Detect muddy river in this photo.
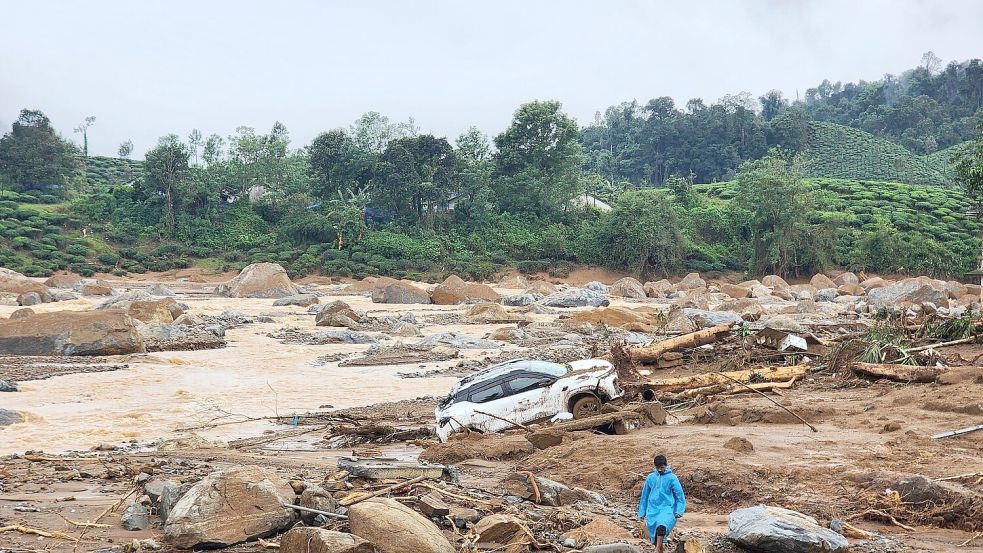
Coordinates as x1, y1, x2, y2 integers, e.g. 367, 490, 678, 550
0, 290, 505, 455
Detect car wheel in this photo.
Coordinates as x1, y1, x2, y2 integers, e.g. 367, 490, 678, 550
571, 395, 601, 419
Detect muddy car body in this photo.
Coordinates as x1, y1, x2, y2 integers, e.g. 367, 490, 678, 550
434, 358, 622, 442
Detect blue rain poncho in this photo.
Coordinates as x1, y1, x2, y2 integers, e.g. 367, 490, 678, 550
637, 466, 686, 542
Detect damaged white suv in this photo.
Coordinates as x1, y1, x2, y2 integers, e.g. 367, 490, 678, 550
434, 358, 623, 442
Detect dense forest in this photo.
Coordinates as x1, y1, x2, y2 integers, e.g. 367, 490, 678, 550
0, 54, 982, 282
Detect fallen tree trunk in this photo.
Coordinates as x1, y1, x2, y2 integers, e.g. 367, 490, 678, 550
666, 377, 798, 401
640, 365, 808, 395
631, 323, 734, 364
853, 363, 943, 383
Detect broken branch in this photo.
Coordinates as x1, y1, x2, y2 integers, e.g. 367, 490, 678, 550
473, 410, 533, 432
339, 475, 428, 507
853, 363, 943, 383
281, 503, 348, 520
0, 524, 75, 540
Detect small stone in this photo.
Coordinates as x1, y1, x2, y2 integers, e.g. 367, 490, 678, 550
121, 502, 150, 531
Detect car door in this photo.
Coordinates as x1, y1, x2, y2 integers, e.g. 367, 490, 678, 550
501, 372, 561, 424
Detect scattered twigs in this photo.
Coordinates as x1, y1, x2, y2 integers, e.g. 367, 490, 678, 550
281, 503, 348, 520
473, 410, 533, 432
958, 532, 983, 547
415, 483, 494, 507
849, 509, 917, 531
55, 513, 110, 529
715, 371, 818, 432
908, 335, 980, 353
339, 475, 428, 507
0, 525, 75, 540
75, 486, 137, 551
937, 472, 983, 482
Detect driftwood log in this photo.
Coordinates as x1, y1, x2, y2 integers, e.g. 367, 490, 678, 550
631, 323, 734, 364
639, 365, 808, 395
853, 362, 944, 383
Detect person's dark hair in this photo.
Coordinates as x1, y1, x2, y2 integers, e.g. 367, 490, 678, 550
654, 454, 667, 467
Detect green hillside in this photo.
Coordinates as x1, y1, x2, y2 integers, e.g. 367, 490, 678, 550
699, 177, 981, 275
803, 122, 967, 187
83, 156, 144, 188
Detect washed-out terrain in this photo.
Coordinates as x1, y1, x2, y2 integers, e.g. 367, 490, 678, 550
0, 264, 981, 552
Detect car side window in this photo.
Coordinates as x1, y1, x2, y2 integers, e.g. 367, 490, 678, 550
469, 384, 506, 403
508, 376, 553, 395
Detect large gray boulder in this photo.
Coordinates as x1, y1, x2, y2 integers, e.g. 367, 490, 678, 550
0, 310, 144, 356
727, 505, 848, 553
348, 497, 454, 553
683, 308, 743, 328
541, 288, 610, 308
609, 277, 647, 299
216, 263, 299, 298
418, 332, 499, 349
868, 278, 946, 310
163, 466, 296, 549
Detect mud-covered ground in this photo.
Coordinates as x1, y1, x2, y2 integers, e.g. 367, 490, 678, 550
1, 271, 982, 552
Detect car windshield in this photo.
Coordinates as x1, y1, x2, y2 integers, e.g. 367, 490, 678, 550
438, 359, 569, 407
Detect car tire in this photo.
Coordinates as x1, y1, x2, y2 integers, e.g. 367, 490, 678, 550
571, 395, 601, 419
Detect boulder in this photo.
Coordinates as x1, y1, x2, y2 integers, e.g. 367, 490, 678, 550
541, 288, 610, 308
147, 284, 176, 297
16, 292, 43, 306
0, 408, 24, 426
814, 288, 838, 303
683, 308, 743, 328
719, 283, 750, 299
525, 281, 557, 296
53, 290, 79, 301
678, 272, 707, 290
761, 275, 790, 290
372, 281, 431, 304
163, 466, 296, 549
216, 263, 299, 298
314, 330, 378, 345
860, 276, 888, 291
348, 497, 455, 553
832, 272, 859, 286
868, 278, 946, 310
391, 321, 422, 337
503, 293, 541, 306
128, 299, 177, 323
341, 278, 377, 295
585, 281, 610, 293
0, 268, 50, 297
727, 505, 848, 553
44, 273, 82, 289
314, 300, 365, 329
643, 279, 673, 298
505, 473, 579, 506
431, 275, 500, 305
280, 527, 374, 553
498, 273, 529, 289
298, 484, 340, 525
837, 283, 864, 296
139, 323, 226, 352
0, 310, 144, 356
788, 284, 818, 300
944, 280, 969, 299
749, 284, 773, 299
158, 481, 192, 523
81, 283, 114, 296
810, 274, 836, 289
474, 514, 535, 553
566, 307, 656, 331
673, 288, 710, 310
121, 502, 150, 531
609, 277, 646, 299
418, 332, 499, 349
463, 302, 512, 323
273, 294, 320, 307
0, 379, 18, 391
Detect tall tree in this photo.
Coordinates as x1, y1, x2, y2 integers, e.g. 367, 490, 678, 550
73, 116, 96, 158
493, 100, 584, 215
118, 139, 134, 158
0, 109, 80, 193
308, 129, 368, 199
142, 135, 190, 234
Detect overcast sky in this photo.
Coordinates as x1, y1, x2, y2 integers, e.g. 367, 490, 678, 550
2, 0, 981, 158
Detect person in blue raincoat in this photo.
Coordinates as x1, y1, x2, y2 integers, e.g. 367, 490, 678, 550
638, 454, 686, 552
